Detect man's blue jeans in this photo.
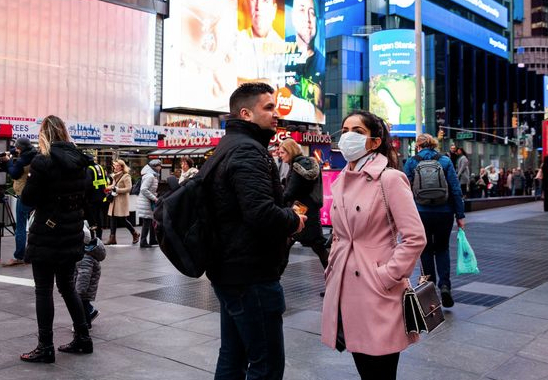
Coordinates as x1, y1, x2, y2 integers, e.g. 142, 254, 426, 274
14, 198, 32, 260
418, 212, 454, 289
213, 281, 286, 380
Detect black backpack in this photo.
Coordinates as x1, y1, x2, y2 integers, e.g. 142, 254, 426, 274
412, 154, 449, 206
153, 136, 264, 278
130, 177, 142, 195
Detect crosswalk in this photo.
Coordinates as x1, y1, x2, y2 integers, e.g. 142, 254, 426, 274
0, 275, 34, 287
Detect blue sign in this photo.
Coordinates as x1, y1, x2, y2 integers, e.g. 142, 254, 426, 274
451, 0, 508, 28
369, 30, 425, 137
325, 0, 365, 38
389, 0, 508, 59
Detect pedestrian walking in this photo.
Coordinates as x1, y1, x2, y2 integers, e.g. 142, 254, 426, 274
20, 115, 93, 363
0, 137, 37, 266
456, 147, 470, 198
512, 168, 525, 196
478, 168, 489, 198
137, 159, 161, 248
105, 160, 139, 245
279, 138, 328, 272
404, 133, 465, 308
206, 83, 306, 380
485, 164, 499, 197
321, 110, 426, 380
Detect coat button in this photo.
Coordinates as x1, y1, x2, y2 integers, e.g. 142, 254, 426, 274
333, 205, 337, 209
356, 205, 360, 211
366, 176, 372, 181
355, 271, 360, 277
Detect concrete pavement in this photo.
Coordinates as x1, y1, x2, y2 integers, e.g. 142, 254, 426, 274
0, 201, 547, 379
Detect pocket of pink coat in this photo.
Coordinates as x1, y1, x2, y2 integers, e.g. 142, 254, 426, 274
372, 263, 390, 294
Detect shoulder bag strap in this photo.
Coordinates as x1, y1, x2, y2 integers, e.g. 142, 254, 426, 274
379, 168, 427, 288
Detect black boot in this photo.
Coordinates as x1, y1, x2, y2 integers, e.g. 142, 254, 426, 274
20, 342, 55, 363
58, 325, 93, 354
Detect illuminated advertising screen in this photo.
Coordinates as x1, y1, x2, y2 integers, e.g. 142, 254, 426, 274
325, 0, 365, 38
369, 30, 424, 137
163, 0, 325, 124
389, 0, 508, 59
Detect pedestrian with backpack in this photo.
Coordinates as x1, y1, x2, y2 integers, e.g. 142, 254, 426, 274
403, 133, 465, 308
206, 83, 306, 379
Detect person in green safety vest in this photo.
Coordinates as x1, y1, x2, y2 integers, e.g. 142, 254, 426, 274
85, 159, 109, 240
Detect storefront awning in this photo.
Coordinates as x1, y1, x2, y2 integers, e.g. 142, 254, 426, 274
148, 147, 215, 157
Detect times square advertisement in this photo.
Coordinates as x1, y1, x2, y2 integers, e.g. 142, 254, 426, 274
162, 0, 326, 125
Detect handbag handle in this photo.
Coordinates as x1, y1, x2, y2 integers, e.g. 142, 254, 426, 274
379, 168, 427, 288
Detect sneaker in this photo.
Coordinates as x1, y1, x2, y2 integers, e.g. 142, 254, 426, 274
90, 310, 100, 323
440, 285, 454, 308
2, 259, 25, 267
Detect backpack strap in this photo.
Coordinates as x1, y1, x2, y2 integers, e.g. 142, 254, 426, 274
432, 153, 442, 161
413, 155, 423, 162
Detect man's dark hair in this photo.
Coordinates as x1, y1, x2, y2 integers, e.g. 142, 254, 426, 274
229, 82, 275, 117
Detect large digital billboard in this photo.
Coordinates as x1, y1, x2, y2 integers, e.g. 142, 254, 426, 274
389, 0, 508, 59
369, 30, 424, 137
325, 0, 365, 38
163, 0, 325, 124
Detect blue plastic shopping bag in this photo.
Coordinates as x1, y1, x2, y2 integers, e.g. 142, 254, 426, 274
456, 228, 480, 275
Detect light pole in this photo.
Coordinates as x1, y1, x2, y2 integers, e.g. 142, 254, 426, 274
415, 0, 422, 140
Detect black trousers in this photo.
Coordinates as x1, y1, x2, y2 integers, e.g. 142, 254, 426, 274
140, 218, 158, 245
87, 202, 108, 239
352, 352, 400, 380
32, 261, 88, 345
110, 216, 135, 236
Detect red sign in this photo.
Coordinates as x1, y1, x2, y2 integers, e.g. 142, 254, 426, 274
0, 124, 13, 139
543, 120, 548, 158
158, 135, 221, 148
291, 131, 332, 145
270, 128, 291, 144
320, 169, 342, 226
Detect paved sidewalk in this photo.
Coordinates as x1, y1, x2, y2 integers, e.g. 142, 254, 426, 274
0, 202, 547, 379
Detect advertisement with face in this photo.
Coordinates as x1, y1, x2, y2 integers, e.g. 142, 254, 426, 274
369, 29, 424, 137
163, 0, 325, 124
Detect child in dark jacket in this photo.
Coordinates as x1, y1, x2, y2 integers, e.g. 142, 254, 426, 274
75, 225, 106, 329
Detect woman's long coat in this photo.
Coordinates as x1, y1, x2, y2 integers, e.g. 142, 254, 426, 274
321, 154, 427, 355
108, 172, 132, 217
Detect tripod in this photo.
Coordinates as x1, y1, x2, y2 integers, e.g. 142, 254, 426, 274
0, 191, 17, 262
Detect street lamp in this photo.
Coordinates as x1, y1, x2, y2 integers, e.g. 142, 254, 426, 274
415, 0, 422, 140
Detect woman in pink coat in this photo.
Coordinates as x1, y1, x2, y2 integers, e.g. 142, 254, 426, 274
321, 111, 427, 380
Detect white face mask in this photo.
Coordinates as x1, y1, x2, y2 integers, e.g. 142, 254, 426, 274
338, 132, 368, 162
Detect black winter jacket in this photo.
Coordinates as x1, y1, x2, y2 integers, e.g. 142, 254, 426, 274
206, 120, 300, 286
283, 155, 324, 245
21, 142, 90, 264
2, 145, 38, 180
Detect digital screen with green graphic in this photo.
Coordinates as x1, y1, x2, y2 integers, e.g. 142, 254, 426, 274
369, 29, 424, 137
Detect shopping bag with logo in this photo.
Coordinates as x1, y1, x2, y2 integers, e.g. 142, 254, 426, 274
456, 228, 480, 275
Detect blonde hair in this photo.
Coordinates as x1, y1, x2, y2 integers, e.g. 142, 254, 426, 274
279, 138, 302, 160
38, 115, 71, 155
114, 159, 130, 174
416, 133, 439, 150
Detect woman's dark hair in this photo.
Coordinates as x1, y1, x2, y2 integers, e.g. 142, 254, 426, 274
341, 110, 398, 169
180, 156, 194, 167
458, 147, 468, 157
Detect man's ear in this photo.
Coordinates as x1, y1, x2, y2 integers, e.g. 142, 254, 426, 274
239, 108, 252, 121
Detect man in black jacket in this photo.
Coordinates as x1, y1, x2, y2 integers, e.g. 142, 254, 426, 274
207, 83, 305, 380
0, 137, 37, 266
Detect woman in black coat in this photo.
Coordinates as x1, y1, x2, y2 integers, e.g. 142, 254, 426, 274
20, 115, 93, 363
279, 138, 328, 271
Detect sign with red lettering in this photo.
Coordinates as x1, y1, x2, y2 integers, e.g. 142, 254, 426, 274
270, 128, 291, 144
158, 135, 221, 148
